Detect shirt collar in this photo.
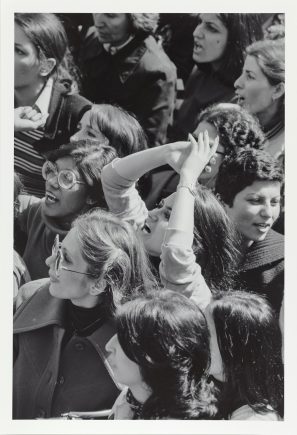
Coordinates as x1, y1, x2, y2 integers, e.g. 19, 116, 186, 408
33, 77, 54, 120
103, 35, 135, 55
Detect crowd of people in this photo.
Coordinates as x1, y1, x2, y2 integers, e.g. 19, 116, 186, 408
13, 13, 285, 421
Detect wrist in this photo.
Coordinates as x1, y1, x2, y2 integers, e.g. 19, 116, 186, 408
179, 173, 198, 186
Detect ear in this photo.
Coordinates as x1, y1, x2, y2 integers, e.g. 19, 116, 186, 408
272, 82, 285, 101
40, 58, 56, 77
89, 278, 107, 296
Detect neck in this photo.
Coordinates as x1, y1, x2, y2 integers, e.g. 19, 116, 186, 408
15, 79, 46, 107
111, 34, 132, 48
70, 294, 100, 309
130, 383, 152, 404
256, 101, 280, 130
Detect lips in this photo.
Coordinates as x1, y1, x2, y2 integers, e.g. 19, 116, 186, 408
45, 190, 58, 204
235, 92, 245, 104
193, 42, 204, 54
141, 222, 151, 234
254, 222, 271, 233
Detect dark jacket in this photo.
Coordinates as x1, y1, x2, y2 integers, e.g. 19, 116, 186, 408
169, 66, 235, 141
81, 30, 177, 147
13, 284, 120, 419
240, 229, 284, 313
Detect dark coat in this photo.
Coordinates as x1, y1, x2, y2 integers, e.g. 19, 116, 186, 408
13, 284, 120, 419
239, 229, 284, 313
80, 30, 177, 147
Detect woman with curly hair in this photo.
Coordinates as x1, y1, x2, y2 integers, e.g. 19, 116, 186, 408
235, 38, 285, 161
170, 13, 263, 141
80, 13, 177, 147
106, 290, 218, 419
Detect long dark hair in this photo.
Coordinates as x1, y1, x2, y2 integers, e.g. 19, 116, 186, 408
117, 289, 219, 419
196, 13, 263, 86
192, 185, 240, 291
210, 290, 284, 418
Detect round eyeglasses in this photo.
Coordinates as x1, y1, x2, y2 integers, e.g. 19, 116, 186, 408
52, 235, 97, 278
42, 160, 86, 190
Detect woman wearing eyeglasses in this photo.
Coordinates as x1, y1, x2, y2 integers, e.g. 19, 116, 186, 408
13, 208, 157, 419
15, 140, 116, 281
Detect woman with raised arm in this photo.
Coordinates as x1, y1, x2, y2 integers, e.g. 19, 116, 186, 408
14, 208, 156, 419
102, 133, 239, 308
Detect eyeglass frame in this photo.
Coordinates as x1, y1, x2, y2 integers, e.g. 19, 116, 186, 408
42, 160, 86, 190
52, 234, 97, 278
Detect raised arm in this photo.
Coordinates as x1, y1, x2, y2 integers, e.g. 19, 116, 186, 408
160, 132, 219, 309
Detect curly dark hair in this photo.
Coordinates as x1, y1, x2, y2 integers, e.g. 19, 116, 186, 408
215, 148, 284, 207
197, 103, 266, 156
117, 289, 219, 419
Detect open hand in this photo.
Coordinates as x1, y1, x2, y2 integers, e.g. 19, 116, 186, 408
179, 131, 219, 184
164, 140, 192, 173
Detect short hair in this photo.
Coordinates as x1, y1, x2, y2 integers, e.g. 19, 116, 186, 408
128, 13, 159, 35
192, 185, 239, 291
73, 208, 157, 314
215, 148, 284, 207
197, 103, 266, 156
196, 14, 263, 86
116, 289, 218, 419
46, 140, 117, 208
209, 290, 284, 417
87, 104, 148, 156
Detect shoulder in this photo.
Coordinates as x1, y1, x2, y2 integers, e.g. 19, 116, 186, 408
18, 194, 41, 213
52, 81, 92, 112
230, 404, 280, 421
14, 278, 50, 311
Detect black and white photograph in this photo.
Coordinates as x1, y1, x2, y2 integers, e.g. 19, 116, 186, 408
0, 1, 295, 434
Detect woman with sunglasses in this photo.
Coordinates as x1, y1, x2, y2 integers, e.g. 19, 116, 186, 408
15, 140, 116, 281
14, 208, 156, 419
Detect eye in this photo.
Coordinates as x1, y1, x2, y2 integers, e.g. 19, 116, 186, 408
271, 199, 281, 206
164, 209, 171, 220
246, 72, 255, 80
15, 47, 25, 55
247, 198, 260, 205
106, 13, 117, 18
205, 23, 218, 32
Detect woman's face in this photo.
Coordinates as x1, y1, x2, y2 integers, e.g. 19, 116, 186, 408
70, 111, 107, 143
205, 307, 225, 382
140, 193, 175, 257
93, 13, 131, 47
46, 228, 96, 307
193, 121, 225, 187
225, 180, 281, 246
43, 156, 89, 221
15, 23, 43, 88
234, 55, 277, 116
193, 14, 228, 66
106, 334, 143, 387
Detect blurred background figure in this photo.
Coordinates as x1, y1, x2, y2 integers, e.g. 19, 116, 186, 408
79, 13, 177, 147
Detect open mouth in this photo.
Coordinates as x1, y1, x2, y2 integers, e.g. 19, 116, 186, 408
235, 94, 245, 105
45, 191, 58, 204
141, 222, 151, 234
193, 43, 203, 53
254, 223, 270, 232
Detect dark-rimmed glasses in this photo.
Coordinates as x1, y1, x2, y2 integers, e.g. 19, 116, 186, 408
52, 235, 97, 278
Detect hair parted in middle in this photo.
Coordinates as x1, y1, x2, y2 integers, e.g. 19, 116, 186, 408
116, 289, 219, 419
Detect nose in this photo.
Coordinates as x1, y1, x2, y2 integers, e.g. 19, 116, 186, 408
234, 73, 243, 90
46, 174, 59, 189
193, 23, 204, 39
94, 13, 105, 28
260, 203, 273, 219
148, 208, 159, 221
105, 334, 117, 353
45, 252, 55, 268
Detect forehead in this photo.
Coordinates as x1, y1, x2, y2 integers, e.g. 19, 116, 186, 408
163, 193, 176, 208
15, 23, 35, 48
244, 55, 267, 78
62, 227, 85, 262
238, 180, 281, 197
200, 13, 225, 28
78, 110, 91, 127
55, 156, 77, 172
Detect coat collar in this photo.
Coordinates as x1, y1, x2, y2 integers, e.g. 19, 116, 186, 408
14, 283, 66, 333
